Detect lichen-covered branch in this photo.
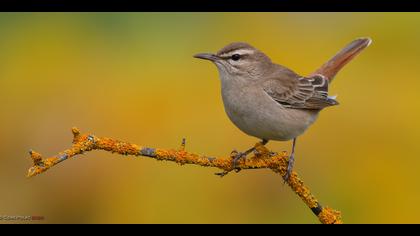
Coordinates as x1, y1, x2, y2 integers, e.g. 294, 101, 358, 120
26, 127, 342, 224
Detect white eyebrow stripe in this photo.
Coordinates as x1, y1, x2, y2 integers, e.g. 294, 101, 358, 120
219, 49, 255, 57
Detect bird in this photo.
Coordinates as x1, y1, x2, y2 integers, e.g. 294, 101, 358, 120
194, 38, 372, 181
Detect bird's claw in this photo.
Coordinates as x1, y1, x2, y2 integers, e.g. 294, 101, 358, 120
230, 149, 239, 157
231, 151, 246, 171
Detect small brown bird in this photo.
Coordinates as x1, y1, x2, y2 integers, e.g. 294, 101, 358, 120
194, 38, 371, 180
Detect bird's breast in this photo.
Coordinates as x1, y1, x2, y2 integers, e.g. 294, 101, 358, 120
221, 84, 319, 141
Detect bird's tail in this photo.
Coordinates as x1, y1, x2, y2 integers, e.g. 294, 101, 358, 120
310, 37, 372, 83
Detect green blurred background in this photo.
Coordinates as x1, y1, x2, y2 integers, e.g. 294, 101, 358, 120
0, 13, 419, 223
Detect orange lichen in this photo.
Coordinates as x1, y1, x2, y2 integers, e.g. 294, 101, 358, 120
285, 173, 319, 209
252, 141, 271, 159
26, 127, 341, 224
29, 150, 42, 165
318, 207, 343, 224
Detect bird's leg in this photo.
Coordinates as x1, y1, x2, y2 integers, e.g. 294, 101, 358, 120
232, 139, 269, 170
284, 138, 297, 182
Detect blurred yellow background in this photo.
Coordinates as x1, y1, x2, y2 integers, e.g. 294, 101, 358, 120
0, 13, 419, 223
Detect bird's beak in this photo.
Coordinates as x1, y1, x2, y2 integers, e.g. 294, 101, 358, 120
193, 53, 219, 61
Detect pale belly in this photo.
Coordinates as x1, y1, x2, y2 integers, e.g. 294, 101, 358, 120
222, 87, 319, 141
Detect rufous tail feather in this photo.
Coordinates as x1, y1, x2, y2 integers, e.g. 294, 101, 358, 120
310, 37, 372, 83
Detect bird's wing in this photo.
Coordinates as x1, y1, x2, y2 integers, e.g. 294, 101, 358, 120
262, 73, 339, 110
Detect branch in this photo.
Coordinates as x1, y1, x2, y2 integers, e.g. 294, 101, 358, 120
26, 127, 342, 224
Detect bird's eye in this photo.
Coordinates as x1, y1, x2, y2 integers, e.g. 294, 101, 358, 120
231, 54, 241, 61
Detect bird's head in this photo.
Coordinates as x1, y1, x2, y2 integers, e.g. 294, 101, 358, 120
194, 42, 272, 79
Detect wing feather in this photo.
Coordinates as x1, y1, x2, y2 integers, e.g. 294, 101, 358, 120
263, 73, 339, 110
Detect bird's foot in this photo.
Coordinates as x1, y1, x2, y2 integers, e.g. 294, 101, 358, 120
214, 150, 249, 177
230, 150, 248, 171
283, 153, 295, 183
